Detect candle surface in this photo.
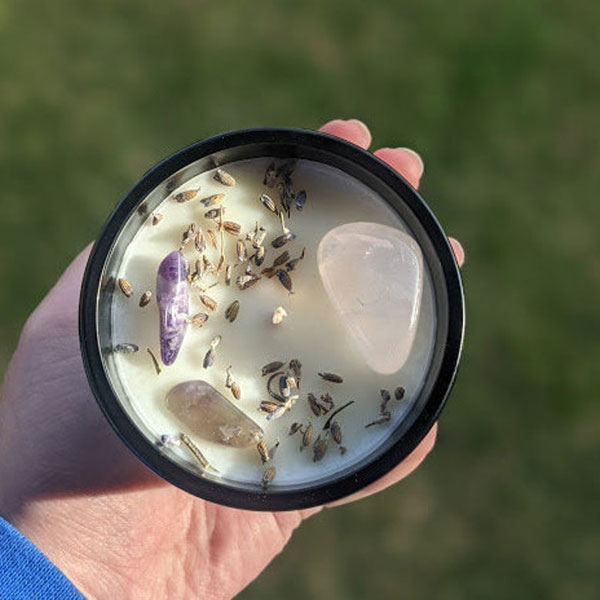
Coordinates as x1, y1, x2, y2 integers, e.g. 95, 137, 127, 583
107, 158, 436, 488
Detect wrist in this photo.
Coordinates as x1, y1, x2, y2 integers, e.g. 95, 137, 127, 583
4, 496, 128, 600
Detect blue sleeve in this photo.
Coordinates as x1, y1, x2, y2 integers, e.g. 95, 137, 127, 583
0, 516, 85, 599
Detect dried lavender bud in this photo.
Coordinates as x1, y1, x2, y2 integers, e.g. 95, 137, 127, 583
225, 300, 240, 323
313, 436, 328, 462
236, 240, 247, 262
294, 190, 307, 211
214, 168, 236, 186
114, 343, 139, 354
118, 277, 133, 298
254, 246, 266, 266
206, 230, 218, 249
199, 294, 217, 311
257, 441, 270, 464
139, 291, 152, 307
318, 372, 343, 383
286, 248, 306, 272
236, 274, 260, 290
200, 193, 225, 207
272, 250, 290, 267
271, 232, 295, 249
173, 187, 200, 203
204, 208, 224, 220
307, 393, 322, 416
301, 423, 313, 450
289, 422, 303, 435
262, 361, 285, 376
275, 269, 293, 293
262, 466, 276, 488
194, 231, 206, 253
288, 358, 302, 379
203, 348, 215, 369
330, 421, 342, 445
223, 221, 242, 236
263, 162, 277, 187
189, 312, 209, 327
259, 193, 277, 213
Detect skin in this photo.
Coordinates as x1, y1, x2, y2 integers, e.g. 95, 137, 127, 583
0, 119, 464, 600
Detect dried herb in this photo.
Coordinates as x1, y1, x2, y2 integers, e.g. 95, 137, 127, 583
114, 343, 139, 354
139, 291, 152, 307
275, 269, 293, 293
118, 278, 133, 298
259, 193, 277, 213
294, 190, 307, 211
313, 436, 328, 462
200, 294, 217, 311
225, 300, 240, 323
271, 232, 295, 248
236, 240, 247, 262
272, 306, 288, 324
189, 312, 209, 327
323, 401, 355, 430
330, 421, 342, 445
262, 466, 276, 488
173, 187, 200, 203
180, 433, 218, 472
223, 221, 242, 236
146, 347, 162, 375
318, 372, 343, 383
286, 248, 306, 272
257, 441, 270, 464
272, 250, 290, 267
262, 361, 285, 376
214, 168, 236, 186
301, 423, 314, 450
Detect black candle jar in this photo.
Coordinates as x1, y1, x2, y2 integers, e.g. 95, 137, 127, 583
79, 127, 465, 511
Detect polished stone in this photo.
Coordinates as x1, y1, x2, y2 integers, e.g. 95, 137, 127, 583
166, 380, 264, 447
317, 222, 424, 374
157, 251, 189, 366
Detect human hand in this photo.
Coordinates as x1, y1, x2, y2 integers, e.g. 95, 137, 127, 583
0, 119, 464, 600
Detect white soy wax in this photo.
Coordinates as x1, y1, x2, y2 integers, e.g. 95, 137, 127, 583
108, 158, 436, 488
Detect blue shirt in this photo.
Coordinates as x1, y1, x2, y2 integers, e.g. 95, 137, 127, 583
0, 517, 84, 599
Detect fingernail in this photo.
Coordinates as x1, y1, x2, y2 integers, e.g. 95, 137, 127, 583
396, 147, 424, 177
346, 119, 372, 146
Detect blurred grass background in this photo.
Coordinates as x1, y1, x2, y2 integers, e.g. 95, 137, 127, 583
1, 0, 598, 598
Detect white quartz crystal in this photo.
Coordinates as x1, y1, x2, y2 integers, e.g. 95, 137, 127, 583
317, 222, 424, 374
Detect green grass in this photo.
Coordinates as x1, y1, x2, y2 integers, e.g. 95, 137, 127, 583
1, 0, 599, 597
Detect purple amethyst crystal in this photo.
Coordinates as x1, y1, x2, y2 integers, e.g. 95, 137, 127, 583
157, 251, 189, 366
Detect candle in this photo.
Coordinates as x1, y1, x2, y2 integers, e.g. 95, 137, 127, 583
106, 157, 436, 488
81, 128, 464, 509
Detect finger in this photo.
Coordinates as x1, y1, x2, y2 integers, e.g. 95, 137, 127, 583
449, 237, 465, 267
326, 424, 437, 508
35, 243, 94, 319
319, 118, 372, 149
373, 147, 424, 189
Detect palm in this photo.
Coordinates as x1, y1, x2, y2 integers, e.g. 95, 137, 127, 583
0, 120, 462, 599
0, 247, 307, 599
